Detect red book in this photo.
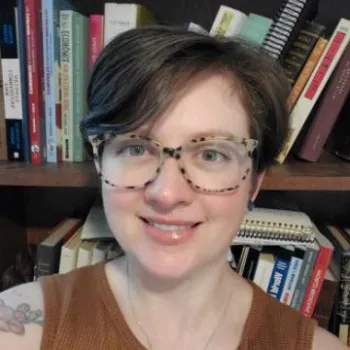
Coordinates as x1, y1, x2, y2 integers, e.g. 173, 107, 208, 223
24, 0, 45, 165
89, 14, 104, 69
300, 228, 334, 317
297, 43, 350, 162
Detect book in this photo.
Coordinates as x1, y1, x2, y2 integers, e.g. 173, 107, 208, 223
232, 207, 315, 246
276, 18, 350, 163
282, 21, 325, 86
0, 50, 6, 160
287, 36, 328, 110
58, 227, 83, 274
103, 3, 155, 46
89, 14, 104, 68
238, 13, 273, 46
0, 6, 27, 161
262, 0, 319, 61
300, 226, 334, 317
24, 0, 46, 165
36, 218, 83, 276
312, 268, 339, 329
296, 42, 350, 162
209, 5, 247, 38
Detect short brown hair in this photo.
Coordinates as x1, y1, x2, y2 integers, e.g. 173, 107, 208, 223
81, 25, 290, 173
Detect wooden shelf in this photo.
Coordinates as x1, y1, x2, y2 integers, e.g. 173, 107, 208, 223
1, 152, 350, 190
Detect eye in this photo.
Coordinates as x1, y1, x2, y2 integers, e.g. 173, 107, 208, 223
201, 149, 227, 162
121, 144, 146, 156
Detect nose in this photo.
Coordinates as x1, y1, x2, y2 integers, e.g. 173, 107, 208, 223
143, 157, 195, 212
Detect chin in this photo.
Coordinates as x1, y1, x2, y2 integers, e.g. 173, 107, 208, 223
131, 243, 201, 281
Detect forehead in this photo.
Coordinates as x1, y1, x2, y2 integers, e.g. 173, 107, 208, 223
140, 73, 250, 143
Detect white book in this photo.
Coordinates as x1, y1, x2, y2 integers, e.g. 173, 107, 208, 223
59, 227, 83, 274
103, 3, 155, 46
77, 240, 98, 268
253, 251, 275, 291
209, 5, 247, 38
276, 18, 350, 163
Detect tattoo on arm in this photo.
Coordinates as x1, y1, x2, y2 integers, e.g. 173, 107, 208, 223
0, 299, 43, 335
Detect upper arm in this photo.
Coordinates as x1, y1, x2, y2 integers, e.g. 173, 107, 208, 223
0, 282, 44, 350
312, 325, 348, 350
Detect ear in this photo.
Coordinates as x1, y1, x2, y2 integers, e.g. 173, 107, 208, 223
250, 170, 265, 201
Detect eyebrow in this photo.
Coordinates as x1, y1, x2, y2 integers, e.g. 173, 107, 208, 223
136, 127, 248, 140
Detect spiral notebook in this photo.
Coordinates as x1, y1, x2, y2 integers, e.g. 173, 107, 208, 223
232, 207, 315, 246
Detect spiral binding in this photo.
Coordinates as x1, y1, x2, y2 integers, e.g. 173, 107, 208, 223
238, 220, 315, 243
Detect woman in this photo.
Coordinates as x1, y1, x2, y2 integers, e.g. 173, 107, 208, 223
0, 26, 346, 350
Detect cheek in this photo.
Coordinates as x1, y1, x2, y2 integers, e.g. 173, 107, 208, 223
102, 186, 140, 237
204, 187, 250, 237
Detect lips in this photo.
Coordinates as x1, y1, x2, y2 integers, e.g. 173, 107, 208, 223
139, 217, 202, 245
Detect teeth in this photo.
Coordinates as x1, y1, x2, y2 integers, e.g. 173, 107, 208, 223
150, 222, 190, 231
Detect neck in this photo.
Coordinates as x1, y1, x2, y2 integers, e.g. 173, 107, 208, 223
125, 255, 235, 323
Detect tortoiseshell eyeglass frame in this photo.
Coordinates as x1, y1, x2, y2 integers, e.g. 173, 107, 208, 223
88, 133, 258, 193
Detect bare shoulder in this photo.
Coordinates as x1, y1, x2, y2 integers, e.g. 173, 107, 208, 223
312, 325, 348, 350
0, 282, 43, 350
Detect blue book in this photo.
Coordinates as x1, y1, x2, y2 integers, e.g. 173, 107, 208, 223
41, 0, 73, 162
16, 1, 31, 162
267, 246, 293, 299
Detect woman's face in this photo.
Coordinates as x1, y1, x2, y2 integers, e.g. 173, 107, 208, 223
102, 73, 260, 279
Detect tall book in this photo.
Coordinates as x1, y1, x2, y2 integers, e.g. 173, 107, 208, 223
0, 7, 26, 161
60, 10, 89, 162
89, 14, 104, 69
24, 0, 46, 165
300, 227, 334, 318
16, 0, 31, 162
287, 36, 328, 110
296, 43, 350, 162
282, 21, 325, 86
276, 18, 350, 163
0, 50, 7, 160
262, 0, 319, 61
41, 0, 73, 163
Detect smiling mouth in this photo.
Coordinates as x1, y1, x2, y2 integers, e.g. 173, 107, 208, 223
139, 217, 202, 231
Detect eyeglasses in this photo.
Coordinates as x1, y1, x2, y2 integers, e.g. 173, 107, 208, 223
89, 133, 258, 193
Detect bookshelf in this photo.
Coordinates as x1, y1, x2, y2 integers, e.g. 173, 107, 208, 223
1, 151, 350, 190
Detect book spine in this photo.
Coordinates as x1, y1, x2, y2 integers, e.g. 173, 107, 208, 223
209, 5, 247, 38
297, 43, 350, 162
300, 244, 333, 317
60, 10, 73, 161
42, 0, 57, 162
16, 0, 31, 162
312, 274, 338, 329
0, 7, 25, 162
280, 255, 303, 305
267, 255, 290, 299
287, 37, 328, 110
0, 52, 7, 160
36, 244, 60, 276
290, 246, 318, 310
282, 21, 325, 86
277, 18, 350, 163
89, 14, 103, 69
25, 0, 46, 165
72, 14, 89, 162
